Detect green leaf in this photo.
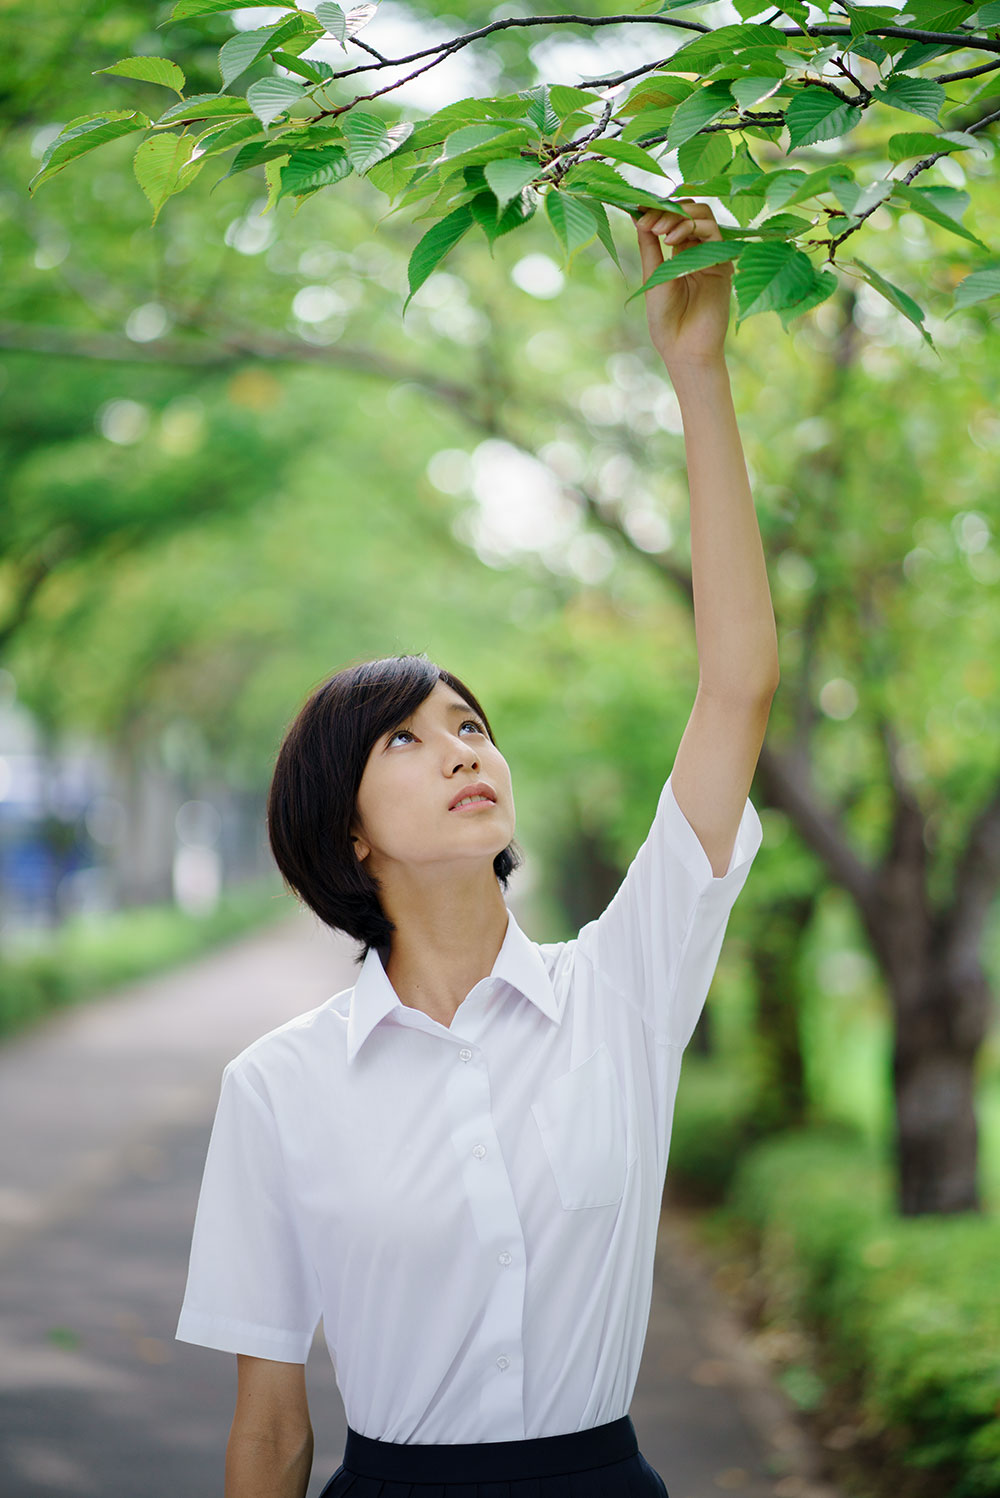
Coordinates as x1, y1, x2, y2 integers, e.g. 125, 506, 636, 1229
777, 267, 839, 327
483, 157, 539, 210
624, 241, 745, 304
442, 123, 513, 157
95, 57, 185, 93
669, 23, 786, 71
171, 0, 293, 18
588, 138, 669, 176
272, 53, 335, 85
667, 82, 735, 151
157, 93, 252, 125
730, 73, 784, 110
615, 76, 695, 119
579, 194, 623, 274
217, 19, 309, 88
29, 112, 150, 191
891, 183, 988, 248
785, 88, 859, 149
545, 190, 599, 261
522, 84, 560, 137
733, 240, 818, 320
950, 264, 1000, 310
850, 256, 934, 343
246, 77, 306, 129
433, 127, 532, 181
278, 146, 353, 199
564, 160, 689, 215
468, 187, 537, 249
404, 203, 475, 313
133, 132, 194, 222
367, 151, 418, 200
977, 0, 1000, 18
195, 117, 263, 158
874, 74, 945, 122
261, 155, 287, 213
315, 1, 348, 44
677, 130, 733, 182
341, 114, 414, 173
850, 257, 934, 347
548, 85, 603, 120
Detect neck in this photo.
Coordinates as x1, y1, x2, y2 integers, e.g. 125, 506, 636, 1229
379, 869, 510, 1027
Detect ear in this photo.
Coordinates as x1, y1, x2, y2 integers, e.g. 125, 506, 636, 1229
351, 834, 371, 863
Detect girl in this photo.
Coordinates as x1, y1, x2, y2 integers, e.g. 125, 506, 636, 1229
177, 201, 780, 1498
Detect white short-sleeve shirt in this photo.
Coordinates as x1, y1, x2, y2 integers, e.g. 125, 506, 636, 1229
176, 773, 763, 1442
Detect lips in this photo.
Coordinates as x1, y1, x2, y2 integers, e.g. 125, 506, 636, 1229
448, 782, 497, 811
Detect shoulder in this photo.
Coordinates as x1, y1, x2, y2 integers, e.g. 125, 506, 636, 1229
223, 983, 355, 1105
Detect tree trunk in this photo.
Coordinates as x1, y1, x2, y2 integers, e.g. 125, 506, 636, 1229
749, 890, 816, 1132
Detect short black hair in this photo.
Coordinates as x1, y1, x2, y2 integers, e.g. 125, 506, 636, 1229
266, 653, 522, 961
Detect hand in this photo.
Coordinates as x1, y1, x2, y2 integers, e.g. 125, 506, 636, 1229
635, 201, 732, 371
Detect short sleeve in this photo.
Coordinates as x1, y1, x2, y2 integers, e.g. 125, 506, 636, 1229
176, 1062, 322, 1362
576, 771, 763, 1049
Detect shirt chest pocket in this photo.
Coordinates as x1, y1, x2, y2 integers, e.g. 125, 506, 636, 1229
530, 1042, 635, 1211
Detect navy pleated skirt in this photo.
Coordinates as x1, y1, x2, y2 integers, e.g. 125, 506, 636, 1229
318, 1414, 668, 1498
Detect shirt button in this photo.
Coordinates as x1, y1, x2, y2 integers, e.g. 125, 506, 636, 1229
459, 1048, 473, 1062
496, 1355, 510, 1371
472, 1144, 486, 1159
498, 1251, 512, 1267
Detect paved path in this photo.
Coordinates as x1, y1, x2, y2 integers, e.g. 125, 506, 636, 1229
0, 910, 839, 1498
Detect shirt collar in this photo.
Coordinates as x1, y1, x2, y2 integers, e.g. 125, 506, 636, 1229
346, 905, 562, 1065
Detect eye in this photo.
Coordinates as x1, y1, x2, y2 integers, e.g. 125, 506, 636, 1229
460, 719, 486, 736
386, 727, 416, 747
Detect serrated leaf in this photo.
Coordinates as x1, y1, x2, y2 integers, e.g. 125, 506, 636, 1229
589, 138, 669, 175
548, 85, 603, 120
218, 21, 306, 88
730, 74, 784, 110
874, 74, 945, 122
891, 182, 987, 248
246, 77, 306, 128
522, 85, 561, 137
29, 112, 150, 191
951, 265, 1000, 309
270, 52, 333, 84
762, 169, 808, 209
404, 203, 475, 313
194, 117, 263, 158
157, 93, 252, 124
277, 146, 352, 199
582, 195, 623, 274
96, 56, 185, 93
468, 187, 536, 249
624, 242, 745, 305
442, 123, 512, 157
667, 82, 735, 151
545, 190, 599, 261
341, 114, 413, 173
172, 0, 293, 16
777, 268, 839, 327
615, 77, 695, 118
261, 155, 287, 213
733, 240, 817, 320
367, 151, 418, 199
133, 132, 195, 222
977, 0, 1000, 18
785, 88, 859, 149
315, 1, 348, 44
677, 130, 733, 182
851, 257, 933, 346
484, 157, 539, 210
670, 23, 786, 71
563, 161, 688, 216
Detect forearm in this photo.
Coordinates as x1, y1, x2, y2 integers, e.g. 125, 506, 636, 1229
225, 1422, 313, 1498
669, 358, 780, 699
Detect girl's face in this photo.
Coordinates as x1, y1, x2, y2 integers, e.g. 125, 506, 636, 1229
351, 679, 515, 880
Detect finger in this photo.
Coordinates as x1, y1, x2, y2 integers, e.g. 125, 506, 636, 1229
636, 219, 665, 282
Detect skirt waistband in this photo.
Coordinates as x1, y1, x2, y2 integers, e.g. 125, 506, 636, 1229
342, 1415, 639, 1482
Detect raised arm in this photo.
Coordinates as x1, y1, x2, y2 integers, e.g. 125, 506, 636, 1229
635, 204, 780, 877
